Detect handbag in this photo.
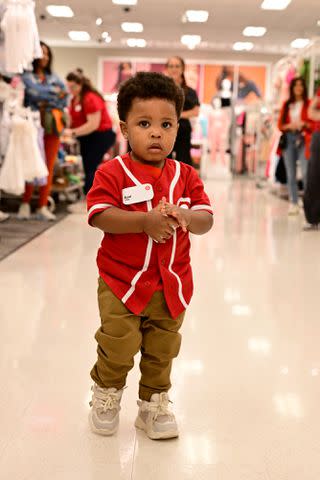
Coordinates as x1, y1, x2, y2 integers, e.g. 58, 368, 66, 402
40, 108, 67, 136
278, 133, 287, 150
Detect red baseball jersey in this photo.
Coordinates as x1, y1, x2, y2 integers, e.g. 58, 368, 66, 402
87, 154, 213, 319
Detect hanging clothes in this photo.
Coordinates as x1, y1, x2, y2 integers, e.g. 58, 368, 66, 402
1, 0, 42, 74
0, 109, 48, 195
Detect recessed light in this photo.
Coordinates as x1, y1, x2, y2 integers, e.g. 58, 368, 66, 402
68, 31, 91, 42
127, 38, 146, 48
112, 0, 137, 5
183, 10, 209, 23
243, 26, 267, 37
102, 32, 110, 39
96, 17, 103, 26
233, 42, 254, 51
46, 5, 74, 17
181, 35, 202, 49
121, 22, 143, 33
104, 36, 112, 44
261, 0, 291, 10
291, 38, 310, 49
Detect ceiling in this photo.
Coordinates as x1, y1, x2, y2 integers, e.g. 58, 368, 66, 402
36, 0, 320, 55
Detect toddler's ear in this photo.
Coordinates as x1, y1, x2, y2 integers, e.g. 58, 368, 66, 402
120, 121, 128, 140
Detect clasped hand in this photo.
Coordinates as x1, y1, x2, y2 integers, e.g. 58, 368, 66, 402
143, 197, 191, 243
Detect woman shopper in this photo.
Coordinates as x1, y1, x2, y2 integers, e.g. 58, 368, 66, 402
65, 70, 116, 194
166, 56, 200, 166
278, 77, 312, 215
303, 89, 320, 229
18, 41, 68, 221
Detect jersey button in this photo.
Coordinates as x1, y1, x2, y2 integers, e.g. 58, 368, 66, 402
156, 186, 163, 192
144, 281, 151, 288
161, 259, 166, 266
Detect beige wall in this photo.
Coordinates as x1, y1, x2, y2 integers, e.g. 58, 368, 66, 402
52, 46, 282, 89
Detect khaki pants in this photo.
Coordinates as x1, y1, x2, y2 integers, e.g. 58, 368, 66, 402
91, 278, 185, 401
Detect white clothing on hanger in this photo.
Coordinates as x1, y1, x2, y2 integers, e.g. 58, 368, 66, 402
1, 0, 42, 74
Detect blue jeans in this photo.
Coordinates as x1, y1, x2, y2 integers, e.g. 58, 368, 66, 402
283, 132, 308, 204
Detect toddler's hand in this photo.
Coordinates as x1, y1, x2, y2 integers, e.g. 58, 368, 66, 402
143, 206, 179, 243
158, 198, 191, 233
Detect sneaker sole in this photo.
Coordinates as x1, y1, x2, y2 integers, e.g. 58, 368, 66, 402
135, 416, 179, 440
88, 412, 119, 436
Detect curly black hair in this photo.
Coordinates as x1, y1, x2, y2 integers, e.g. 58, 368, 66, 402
117, 71, 185, 121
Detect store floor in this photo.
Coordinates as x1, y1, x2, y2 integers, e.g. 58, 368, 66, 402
0, 179, 319, 480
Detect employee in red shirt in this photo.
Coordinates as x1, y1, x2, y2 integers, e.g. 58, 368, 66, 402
86, 72, 213, 440
65, 70, 115, 194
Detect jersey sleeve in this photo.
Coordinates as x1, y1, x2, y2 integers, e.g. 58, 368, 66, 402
83, 92, 102, 115
87, 165, 121, 225
186, 167, 213, 214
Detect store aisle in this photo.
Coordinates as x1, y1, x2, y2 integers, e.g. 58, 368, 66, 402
0, 179, 320, 480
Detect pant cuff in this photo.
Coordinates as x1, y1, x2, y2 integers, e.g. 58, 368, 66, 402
139, 386, 169, 402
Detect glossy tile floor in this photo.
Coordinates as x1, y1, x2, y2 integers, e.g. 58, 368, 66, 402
1, 179, 320, 480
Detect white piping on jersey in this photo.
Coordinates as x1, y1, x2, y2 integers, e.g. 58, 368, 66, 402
191, 204, 213, 213
177, 197, 191, 207
168, 160, 188, 309
116, 155, 141, 186
88, 203, 115, 217
116, 156, 153, 304
169, 160, 181, 204
122, 199, 153, 304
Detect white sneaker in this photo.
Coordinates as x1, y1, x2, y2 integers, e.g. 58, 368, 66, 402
288, 204, 300, 216
135, 392, 179, 440
0, 211, 9, 222
17, 203, 31, 220
303, 223, 319, 231
89, 384, 123, 436
36, 206, 56, 221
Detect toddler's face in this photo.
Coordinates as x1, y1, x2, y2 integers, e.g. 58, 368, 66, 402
120, 98, 179, 168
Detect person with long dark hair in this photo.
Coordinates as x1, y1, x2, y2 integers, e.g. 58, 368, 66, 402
166, 56, 200, 166
278, 77, 312, 215
18, 41, 68, 221
65, 70, 116, 194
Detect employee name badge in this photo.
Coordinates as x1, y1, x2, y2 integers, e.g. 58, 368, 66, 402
122, 184, 154, 205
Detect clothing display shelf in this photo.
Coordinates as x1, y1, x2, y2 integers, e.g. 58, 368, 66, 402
52, 137, 84, 205
272, 36, 320, 107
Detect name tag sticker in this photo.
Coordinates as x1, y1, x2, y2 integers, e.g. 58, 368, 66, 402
122, 184, 154, 205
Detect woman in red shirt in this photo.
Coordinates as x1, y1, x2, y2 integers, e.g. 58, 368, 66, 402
65, 70, 115, 194
278, 77, 311, 215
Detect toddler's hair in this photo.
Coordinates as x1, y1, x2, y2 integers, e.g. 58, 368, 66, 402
117, 71, 185, 121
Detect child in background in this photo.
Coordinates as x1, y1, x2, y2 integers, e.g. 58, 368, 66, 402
87, 72, 213, 440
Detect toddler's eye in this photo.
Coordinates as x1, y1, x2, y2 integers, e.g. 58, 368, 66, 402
139, 120, 150, 128
162, 122, 172, 129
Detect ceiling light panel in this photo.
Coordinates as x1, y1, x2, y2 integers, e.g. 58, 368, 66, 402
121, 22, 143, 33
291, 38, 310, 49
243, 26, 267, 37
184, 10, 209, 23
46, 5, 74, 17
127, 38, 146, 47
112, 0, 137, 5
261, 0, 291, 10
233, 42, 254, 51
68, 31, 91, 41
181, 35, 202, 49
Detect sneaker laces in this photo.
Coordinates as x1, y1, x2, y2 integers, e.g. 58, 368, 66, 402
138, 393, 174, 422
90, 387, 121, 413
